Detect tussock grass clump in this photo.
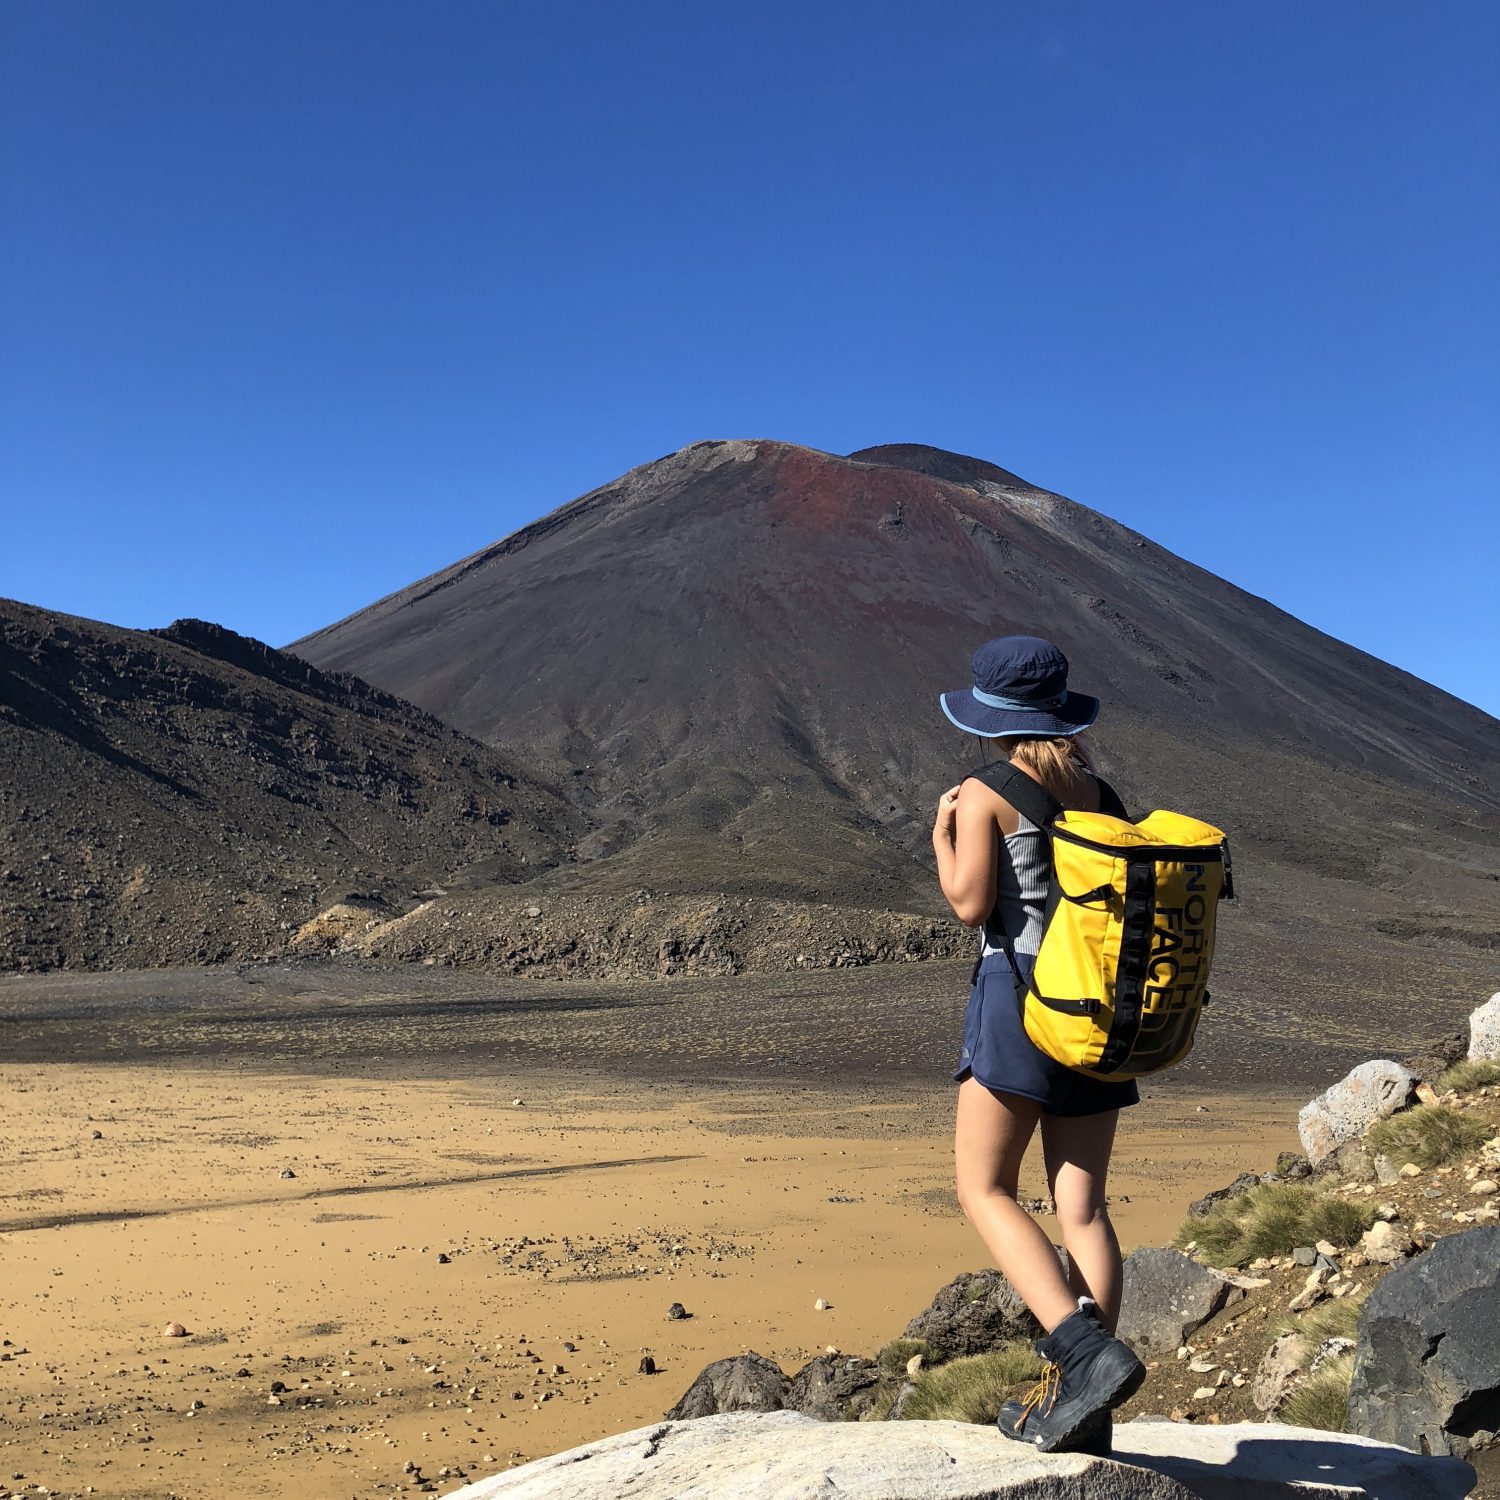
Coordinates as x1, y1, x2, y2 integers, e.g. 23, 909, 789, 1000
1174, 1182, 1376, 1268
1277, 1352, 1354, 1432
895, 1343, 1044, 1423
1366, 1104, 1492, 1170
876, 1337, 937, 1376
1303, 1194, 1379, 1248
1269, 1287, 1367, 1345
1436, 1059, 1500, 1094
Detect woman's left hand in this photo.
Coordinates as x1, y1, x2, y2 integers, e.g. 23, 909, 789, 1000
933, 784, 962, 841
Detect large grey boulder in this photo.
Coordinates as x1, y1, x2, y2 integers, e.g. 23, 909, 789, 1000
1116, 1248, 1245, 1353
663, 1351, 789, 1419
1470, 991, 1500, 1062
901, 1267, 1042, 1360
443, 1410, 1474, 1499
1347, 1222, 1500, 1458
1297, 1061, 1418, 1165
786, 1352, 882, 1421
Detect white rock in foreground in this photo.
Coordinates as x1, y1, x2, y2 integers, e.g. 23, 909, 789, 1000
447, 1410, 1474, 1500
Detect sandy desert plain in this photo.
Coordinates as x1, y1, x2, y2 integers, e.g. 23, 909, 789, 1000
3, 952, 1434, 1500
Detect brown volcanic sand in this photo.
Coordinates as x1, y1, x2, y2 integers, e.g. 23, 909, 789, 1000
1, 1061, 1297, 1500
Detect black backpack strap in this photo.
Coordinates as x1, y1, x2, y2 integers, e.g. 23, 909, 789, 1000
966, 762, 1063, 831
1096, 778, 1130, 820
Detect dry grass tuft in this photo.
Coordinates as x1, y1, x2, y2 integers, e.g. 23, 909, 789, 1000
1175, 1182, 1375, 1268
1277, 1352, 1354, 1432
1436, 1060, 1500, 1094
1269, 1287, 1367, 1346
1365, 1105, 1491, 1170
876, 1337, 937, 1376
1303, 1195, 1379, 1248
894, 1343, 1044, 1423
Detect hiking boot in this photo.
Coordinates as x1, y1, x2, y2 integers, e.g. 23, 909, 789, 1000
992, 1308, 1144, 1453
996, 1382, 1111, 1454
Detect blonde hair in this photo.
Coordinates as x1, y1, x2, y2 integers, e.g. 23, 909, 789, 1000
990, 732, 1096, 804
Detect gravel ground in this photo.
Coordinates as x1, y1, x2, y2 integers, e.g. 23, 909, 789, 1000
0, 954, 1454, 1096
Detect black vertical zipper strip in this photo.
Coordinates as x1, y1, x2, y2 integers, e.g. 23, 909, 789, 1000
1094, 859, 1156, 1074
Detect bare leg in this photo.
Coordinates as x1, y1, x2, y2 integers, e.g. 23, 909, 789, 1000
954, 1077, 1078, 1334
1041, 1109, 1124, 1331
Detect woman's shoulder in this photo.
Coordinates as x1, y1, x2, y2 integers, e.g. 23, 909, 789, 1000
959, 762, 1051, 835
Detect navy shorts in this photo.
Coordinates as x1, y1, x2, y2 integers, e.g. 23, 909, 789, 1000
953, 952, 1140, 1117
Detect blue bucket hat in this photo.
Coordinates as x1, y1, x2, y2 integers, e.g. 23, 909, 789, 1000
940, 635, 1099, 739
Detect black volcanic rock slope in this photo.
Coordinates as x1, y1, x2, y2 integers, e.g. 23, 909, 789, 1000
290, 439, 1500, 1015
0, 600, 578, 971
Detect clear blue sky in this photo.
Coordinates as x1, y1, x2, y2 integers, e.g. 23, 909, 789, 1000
3, 1, 1497, 715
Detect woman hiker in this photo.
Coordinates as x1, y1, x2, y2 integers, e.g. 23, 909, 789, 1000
932, 634, 1146, 1453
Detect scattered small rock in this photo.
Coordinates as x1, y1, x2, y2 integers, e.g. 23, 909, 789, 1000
1361, 1220, 1414, 1265
666, 1303, 690, 1321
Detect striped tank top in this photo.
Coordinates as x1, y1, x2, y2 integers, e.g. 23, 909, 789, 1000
980, 810, 1050, 959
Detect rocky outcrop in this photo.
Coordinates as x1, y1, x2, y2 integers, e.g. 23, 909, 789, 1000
664, 1349, 885, 1423
1347, 1223, 1500, 1457
1297, 1061, 1418, 1165
443, 1410, 1475, 1499
662, 1351, 789, 1419
0, 599, 576, 973
1186, 1171, 1261, 1220
1470, 992, 1500, 1062
348, 888, 969, 978
785, 1353, 882, 1421
1403, 1028, 1469, 1085
1116, 1248, 1245, 1353
900, 1267, 1042, 1360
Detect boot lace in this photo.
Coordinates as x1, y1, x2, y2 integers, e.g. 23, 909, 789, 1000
1016, 1361, 1061, 1427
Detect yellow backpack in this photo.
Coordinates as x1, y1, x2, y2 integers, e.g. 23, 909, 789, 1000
972, 764, 1235, 1082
